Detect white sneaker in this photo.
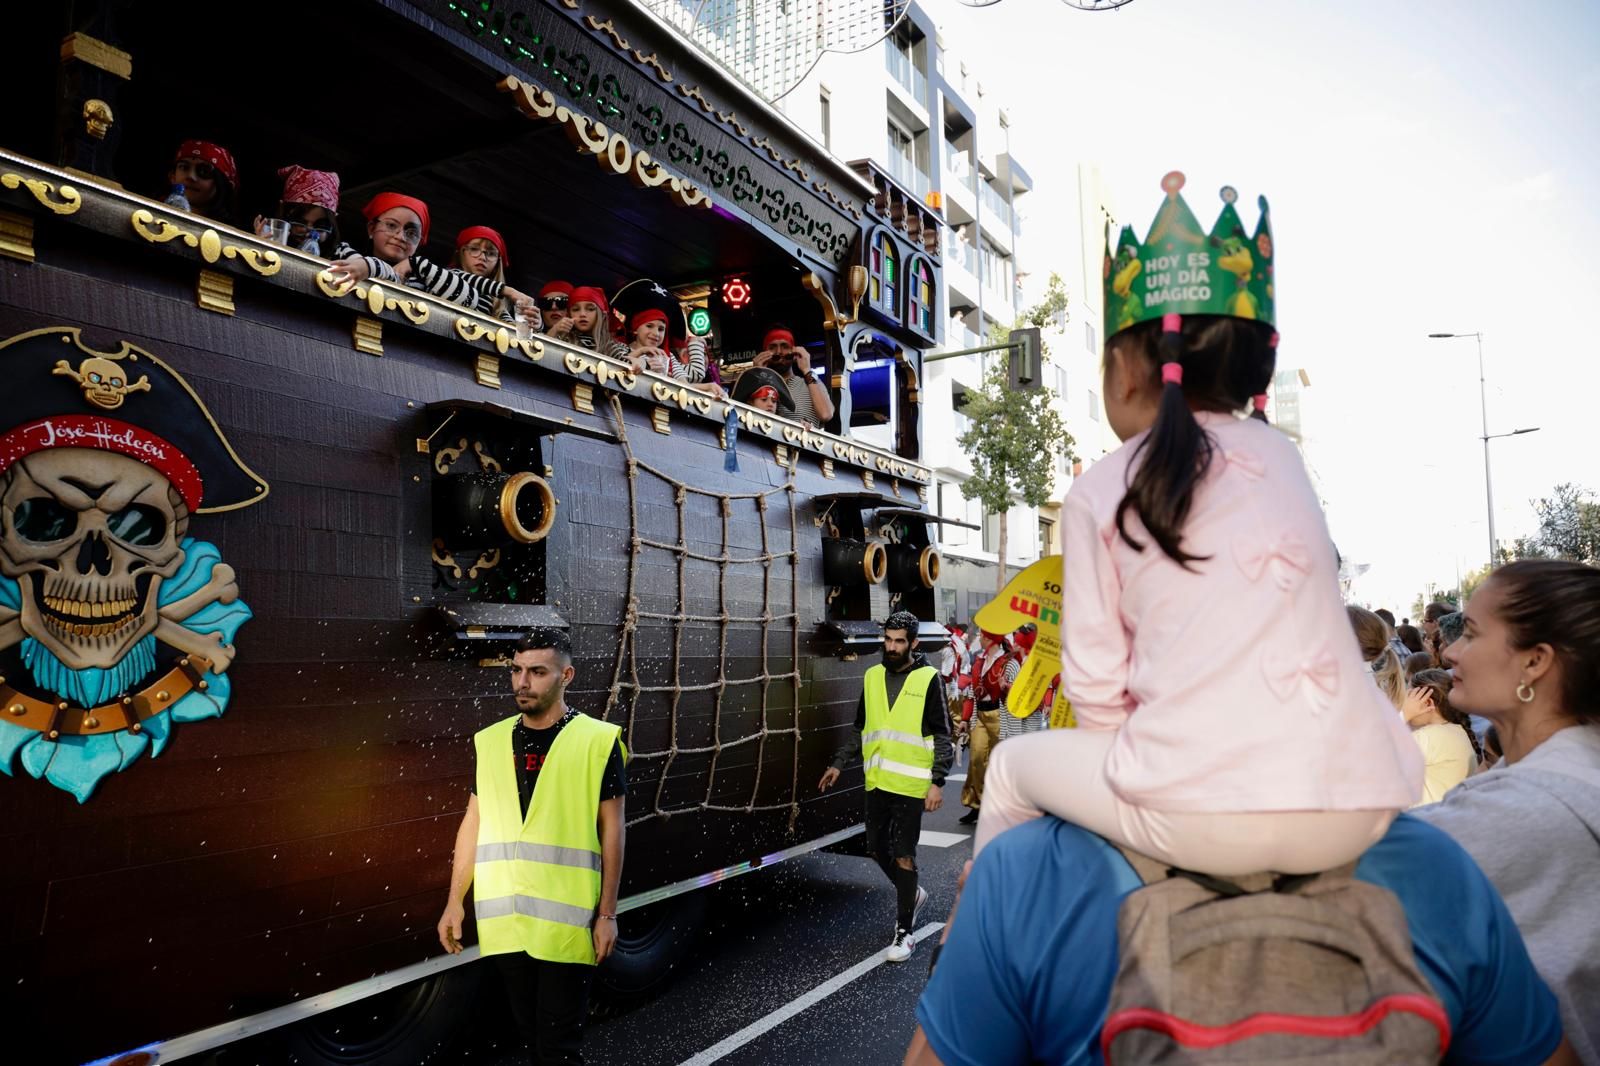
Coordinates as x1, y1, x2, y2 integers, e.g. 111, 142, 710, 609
885, 928, 915, 963
911, 886, 929, 930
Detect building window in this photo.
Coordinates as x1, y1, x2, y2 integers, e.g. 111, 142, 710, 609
820, 90, 832, 151
1085, 321, 1098, 353
907, 257, 935, 333
1038, 518, 1055, 558
870, 230, 899, 320
1088, 389, 1101, 421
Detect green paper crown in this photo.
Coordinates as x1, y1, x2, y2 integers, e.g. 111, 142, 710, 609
1103, 171, 1275, 337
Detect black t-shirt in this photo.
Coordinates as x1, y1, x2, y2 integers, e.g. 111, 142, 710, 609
472, 710, 627, 821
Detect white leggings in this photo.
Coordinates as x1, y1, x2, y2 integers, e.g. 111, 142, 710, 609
973, 729, 1396, 876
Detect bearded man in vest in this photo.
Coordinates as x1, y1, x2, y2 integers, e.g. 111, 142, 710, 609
819, 611, 954, 962
437, 628, 626, 1065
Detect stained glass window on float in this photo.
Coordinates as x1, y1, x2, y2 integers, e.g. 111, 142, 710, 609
871, 231, 898, 319
909, 258, 934, 332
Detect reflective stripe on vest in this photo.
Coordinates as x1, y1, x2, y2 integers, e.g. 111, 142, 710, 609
862, 664, 937, 799
472, 712, 623, 964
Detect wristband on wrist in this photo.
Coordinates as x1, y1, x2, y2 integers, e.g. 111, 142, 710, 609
598, 912, 618, 920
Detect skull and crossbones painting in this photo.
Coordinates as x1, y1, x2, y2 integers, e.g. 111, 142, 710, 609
0, 328, 268, 801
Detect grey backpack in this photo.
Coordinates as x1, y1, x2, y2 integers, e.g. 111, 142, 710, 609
1101, 847, 1450, 1064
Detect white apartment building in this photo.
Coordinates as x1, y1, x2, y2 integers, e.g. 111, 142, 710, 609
642, 0, 1116, 619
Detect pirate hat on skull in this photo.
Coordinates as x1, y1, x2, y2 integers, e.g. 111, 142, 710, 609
611, 278, 687, 344
731, 366, 795, 412
0, 328, 270, 513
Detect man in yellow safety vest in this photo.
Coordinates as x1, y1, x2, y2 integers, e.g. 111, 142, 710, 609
437, 628, 626, 1065
819, 610, 954, 962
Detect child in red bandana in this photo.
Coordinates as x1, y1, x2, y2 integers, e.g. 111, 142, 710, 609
254, 165, 340, 255
167, 140, 237, 224
451, 226, 539, 332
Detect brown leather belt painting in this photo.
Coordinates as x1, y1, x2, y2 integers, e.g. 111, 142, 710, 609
0, 654, 214, 738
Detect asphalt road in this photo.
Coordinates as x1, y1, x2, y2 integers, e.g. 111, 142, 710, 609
477, 766, 977, 1066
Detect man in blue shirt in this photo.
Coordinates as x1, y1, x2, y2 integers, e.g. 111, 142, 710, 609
907, 815, 1576, 1065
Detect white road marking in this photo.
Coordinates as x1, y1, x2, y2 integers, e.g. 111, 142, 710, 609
918, 830, 969, 849
944, 773, 967, 782
675, 921, 946, 1065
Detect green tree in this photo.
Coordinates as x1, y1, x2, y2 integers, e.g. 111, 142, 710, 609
958, 273, 1077, 591
1530, 483, 1600, 563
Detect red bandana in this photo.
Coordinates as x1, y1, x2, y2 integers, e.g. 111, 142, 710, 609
277, 165, 339, 211
361, 192, 431, 244
175, 140, 238, 186
456, 225, 509, 268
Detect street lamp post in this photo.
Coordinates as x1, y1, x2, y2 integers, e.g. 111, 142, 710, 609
1428, 332, 1540, 570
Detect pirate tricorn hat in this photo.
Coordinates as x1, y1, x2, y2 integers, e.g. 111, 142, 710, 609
0, 328, 270, 513
730, 366, 796, 412
611, 278, 687, 344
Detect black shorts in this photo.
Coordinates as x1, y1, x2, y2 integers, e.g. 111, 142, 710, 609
864, 787, 924, 862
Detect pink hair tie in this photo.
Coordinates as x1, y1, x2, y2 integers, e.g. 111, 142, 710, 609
1269, 331, 1280, 349
1252, 392, 1269, 411
1162, 312, 1182, 334
1161, 362, 1183, 385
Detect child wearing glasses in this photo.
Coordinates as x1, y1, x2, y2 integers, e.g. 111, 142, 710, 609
325, 194, 533, 321
167, 140, 238, 225
450, 226, 540, 333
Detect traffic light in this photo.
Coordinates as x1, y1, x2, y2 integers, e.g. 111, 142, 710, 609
1007, 327, 1041, 390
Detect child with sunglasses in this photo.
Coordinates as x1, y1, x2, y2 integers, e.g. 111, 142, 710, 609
253, 165, 340, 257
166, 140, 238, 225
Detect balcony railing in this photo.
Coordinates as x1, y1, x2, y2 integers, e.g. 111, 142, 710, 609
980, 181, 1012, 230
886, 43, 927, 103
943, 142, 975, 192
884, 152, 931, 198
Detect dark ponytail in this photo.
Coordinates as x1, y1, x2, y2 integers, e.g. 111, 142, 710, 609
1111, 315, 1276, 566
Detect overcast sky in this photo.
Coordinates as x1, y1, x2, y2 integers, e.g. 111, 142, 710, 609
913, 0, 1600, 611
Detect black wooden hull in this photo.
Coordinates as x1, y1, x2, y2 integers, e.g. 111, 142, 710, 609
0, 198, 929, 1063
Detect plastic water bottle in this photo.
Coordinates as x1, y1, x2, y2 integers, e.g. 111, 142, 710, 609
164, 183, 191, 212
298, 233, 322, 257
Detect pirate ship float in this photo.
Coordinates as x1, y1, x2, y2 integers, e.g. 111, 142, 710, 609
0, 0, 956, 1061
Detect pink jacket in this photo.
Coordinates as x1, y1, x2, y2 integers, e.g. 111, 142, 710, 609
1062, 412, 1423, 812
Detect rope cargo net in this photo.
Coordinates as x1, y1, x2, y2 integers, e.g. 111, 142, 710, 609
602, 397, 803, 828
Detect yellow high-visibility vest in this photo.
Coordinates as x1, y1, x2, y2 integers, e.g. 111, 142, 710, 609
473, 712, 623, 964
862, 664, 937, 799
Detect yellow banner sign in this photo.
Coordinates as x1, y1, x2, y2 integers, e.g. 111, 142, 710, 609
973, 555, 1071, 724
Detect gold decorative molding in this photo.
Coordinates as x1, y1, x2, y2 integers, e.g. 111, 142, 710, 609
2, 172, 82, 215
196, 268, 235, 315
650, 379, 716, 415
474, 352, 501, 389
736, 409, 777, 435
313, 269, 427, 323
500, 77, 711, 211
862, 470, 875, 491
773, 444, 790, 468
571, 383, 595, 415
0, 208, 34, 263
651, 407, 671, 435
562, 349, 638, 391
130, 210, 281, 275
918, 484, 929, 502
891, 479, 904, 499
821, 459, 835, 480
353, 316, 383, 356
453, 316, 543, 361
60, 33, 132, 79
583, 16, 674, 82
